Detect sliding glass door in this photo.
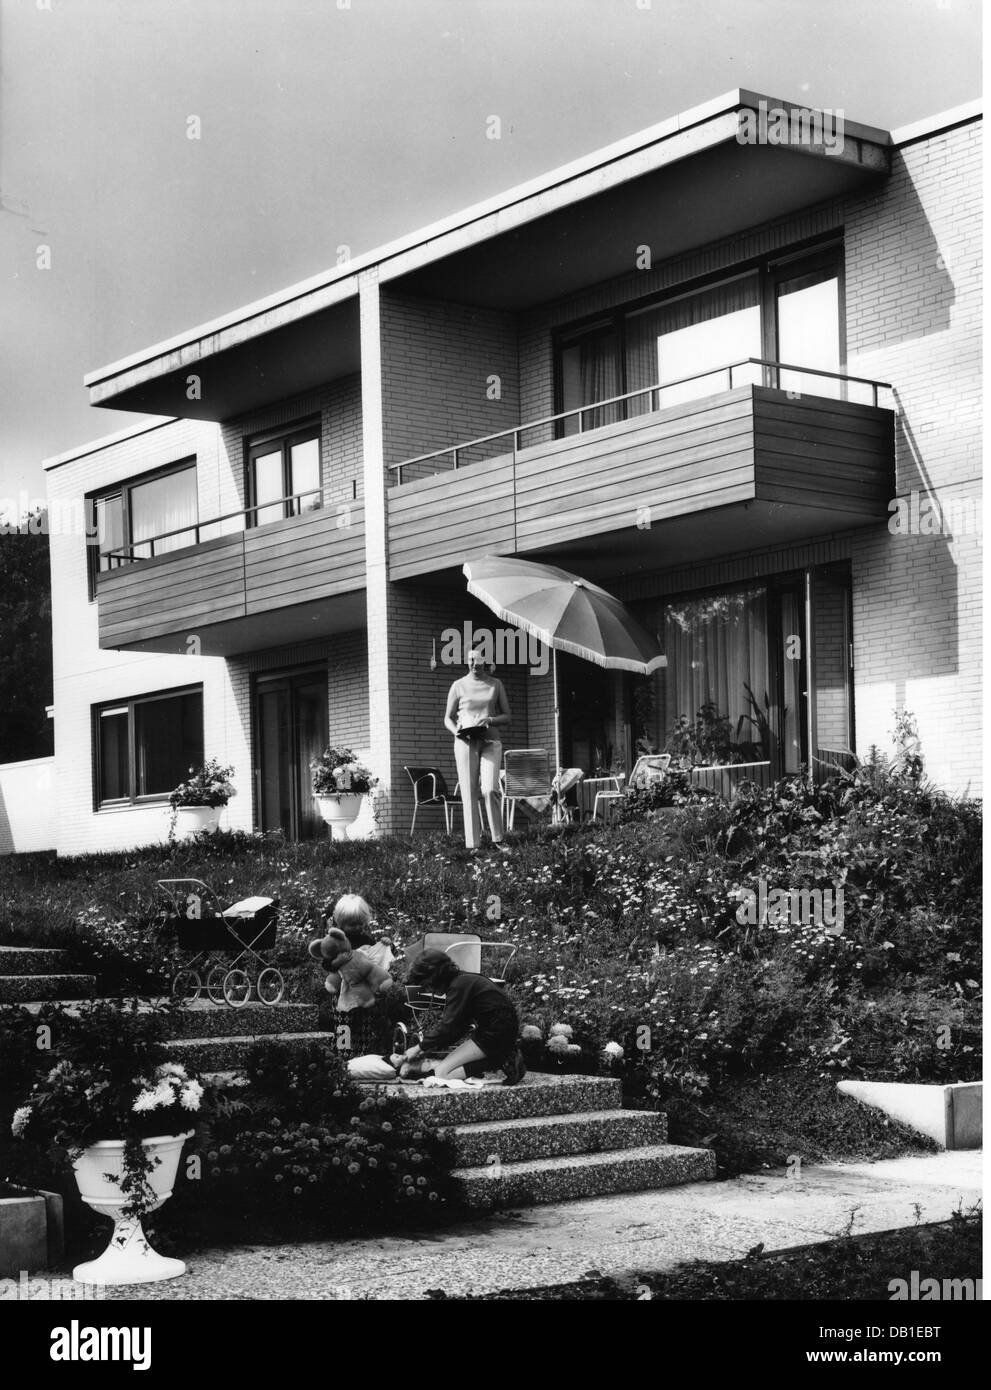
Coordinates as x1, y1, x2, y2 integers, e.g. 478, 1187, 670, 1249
626, 273, 763, 411
630, 563, 853, 780
771, 252, 842, 399
553, 243, 845, 428
559, 322, 621, 435
255, 668, 328, 840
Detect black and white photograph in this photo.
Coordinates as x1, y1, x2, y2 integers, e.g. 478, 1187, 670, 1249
0, 0, 983, 1354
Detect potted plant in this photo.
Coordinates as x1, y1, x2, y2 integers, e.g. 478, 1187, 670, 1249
10, 1000, 204, 1286
310, 746, 377, 839
168, 759, 236, 838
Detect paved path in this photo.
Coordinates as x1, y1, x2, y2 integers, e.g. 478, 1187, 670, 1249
95, 1150, 982, 1301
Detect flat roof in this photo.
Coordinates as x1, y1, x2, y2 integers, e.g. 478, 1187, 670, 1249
47, 89, 979, 465
83, 89, 891, 392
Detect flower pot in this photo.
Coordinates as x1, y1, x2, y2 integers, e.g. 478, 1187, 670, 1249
316, 792, 364, 840
71, 1131, 193, 1286
173, 805, 222, 837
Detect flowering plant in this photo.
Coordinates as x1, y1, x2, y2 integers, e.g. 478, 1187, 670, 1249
9, 1000, 204, 1215
311, 746, 377, 796
168, 759, 236, 809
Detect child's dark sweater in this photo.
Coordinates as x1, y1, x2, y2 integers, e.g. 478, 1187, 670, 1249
420, 973, 518, 1051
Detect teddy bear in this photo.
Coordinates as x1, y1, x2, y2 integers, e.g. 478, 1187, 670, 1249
308, 926, 394, 1011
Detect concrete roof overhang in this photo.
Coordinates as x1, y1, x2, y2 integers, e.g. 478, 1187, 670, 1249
84, 91, 890, 422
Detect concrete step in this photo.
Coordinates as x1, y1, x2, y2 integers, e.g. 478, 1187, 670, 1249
0, 946, 72, 976
396, 1073, 623, 1126
164, 1001, 323, 1040
0, 974, 97, 1004
452, 1142, 716, 1209
449, 1108, 668, 1167
166, 1030, 340, 1072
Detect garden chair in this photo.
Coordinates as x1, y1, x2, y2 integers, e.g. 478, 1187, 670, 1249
501, 747, 553, 830
592, 754, 671, 822
444, 938, 519, 986
404, 765, 466, 835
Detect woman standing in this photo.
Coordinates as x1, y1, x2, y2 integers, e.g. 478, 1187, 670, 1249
444, 645, 511, 851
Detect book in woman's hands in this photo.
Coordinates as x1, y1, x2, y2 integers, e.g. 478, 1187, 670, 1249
456, 723, 491, 742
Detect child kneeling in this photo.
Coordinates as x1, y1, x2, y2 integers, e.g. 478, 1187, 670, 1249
397, 949, 526, 1086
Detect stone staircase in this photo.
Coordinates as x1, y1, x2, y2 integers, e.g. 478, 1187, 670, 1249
0, 947, 96, 1004
4, 954, 716, 1209
399, 1073, 716, 1208
164, 999, 336, 1074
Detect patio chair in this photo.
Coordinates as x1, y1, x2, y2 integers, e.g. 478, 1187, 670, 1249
592, 754, 671, 822
404, 765, 465, 835
444, 938, 519, 985
501, 748, 553, 830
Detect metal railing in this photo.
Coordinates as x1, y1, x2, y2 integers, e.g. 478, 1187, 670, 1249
390, 358, 893, 484
100, 489, 325, 567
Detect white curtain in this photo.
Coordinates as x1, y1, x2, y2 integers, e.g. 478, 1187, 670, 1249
662, 584, 769, 754
625, 273, 762, 410
130, 467, 198, 557
560, 329, 620, 434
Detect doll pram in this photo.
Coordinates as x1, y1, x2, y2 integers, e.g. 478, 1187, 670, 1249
392, 934, 518, 1062
157, 878, 284, 1007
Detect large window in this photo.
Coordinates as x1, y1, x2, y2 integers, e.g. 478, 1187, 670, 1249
631, 565, 853, 777
247, 421, 322, 526
662, 584, 773, 763
93, 687, 203, 807
554, 243, 843, 427
88, 460, 198, 596
627, 273, 763, 410
559, 321, 621, 435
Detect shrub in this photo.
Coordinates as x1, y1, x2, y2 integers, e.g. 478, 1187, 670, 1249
158, 1037, 456, 1245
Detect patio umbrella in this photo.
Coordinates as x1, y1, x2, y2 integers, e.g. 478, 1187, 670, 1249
462, 556, 667, 777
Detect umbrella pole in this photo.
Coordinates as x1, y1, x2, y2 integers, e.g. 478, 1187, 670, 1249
553, 646, 562, 819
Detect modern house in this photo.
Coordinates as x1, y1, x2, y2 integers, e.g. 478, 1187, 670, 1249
41, 90, 981, 855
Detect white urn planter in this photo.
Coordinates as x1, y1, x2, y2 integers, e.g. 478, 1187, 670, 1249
316, 792, 364, 840
71, 1131, 193, 1286
173, 805, 222, 837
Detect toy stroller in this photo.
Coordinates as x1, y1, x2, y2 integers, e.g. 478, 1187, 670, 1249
156, 878, 284, 1007
391, 935, 518, 1066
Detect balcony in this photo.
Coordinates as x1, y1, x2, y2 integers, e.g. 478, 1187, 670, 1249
386, 360, 895, 582
96, 495, 366, 655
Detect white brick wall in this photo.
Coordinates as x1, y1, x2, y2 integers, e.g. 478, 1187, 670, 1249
845, 120, 982, 795
0, 757, 56, 854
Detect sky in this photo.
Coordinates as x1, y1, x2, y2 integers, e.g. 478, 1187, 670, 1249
0, 0, 982, 504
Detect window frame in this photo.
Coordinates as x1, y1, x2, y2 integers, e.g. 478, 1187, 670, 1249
86, 457, 198, 601
551, 236, 844, 429
91, 684, 204, 810
244, 417, 323, 528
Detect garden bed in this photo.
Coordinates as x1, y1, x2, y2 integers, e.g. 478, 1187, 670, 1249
0, 768, 981, 1232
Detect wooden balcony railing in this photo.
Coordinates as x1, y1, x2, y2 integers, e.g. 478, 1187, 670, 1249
390, 359, 893, 485
100, 489, 324, 567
